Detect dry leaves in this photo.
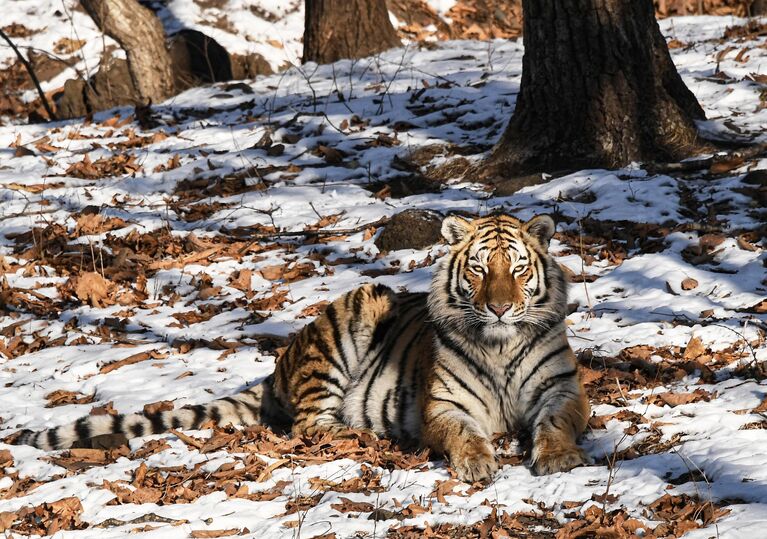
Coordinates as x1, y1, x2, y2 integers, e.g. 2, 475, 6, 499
331, 497, 375, 513
647, 388, 714, 407
683, 336, 706, 360
391, 505, 560, 538
90, 401, 118, 416
53, 37, 85, 54
73, 213, 126, 236
0, 449, 13, 468
100, 349, 168, 374
68, 271, 113, 308
250, 288, 291, 311
190, 529, 242, 538
45, 390, 94, 407
64, 153, 142, 179
0, 497, 85, 535
681, 277, 699, 290
143, 400, 174, 415
298, 300, 330, 318
744, 299, 767, 314
258, 262, 317, 283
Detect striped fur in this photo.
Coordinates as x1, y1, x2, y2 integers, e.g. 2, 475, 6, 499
13, 213, 589, 482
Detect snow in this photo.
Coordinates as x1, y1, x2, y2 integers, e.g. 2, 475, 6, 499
1, 8, 767, 539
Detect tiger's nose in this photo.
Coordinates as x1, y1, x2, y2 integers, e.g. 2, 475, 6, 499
487, 303, 512, 318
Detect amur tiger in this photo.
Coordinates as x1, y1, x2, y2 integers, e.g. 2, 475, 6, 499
11, 213, 590, 482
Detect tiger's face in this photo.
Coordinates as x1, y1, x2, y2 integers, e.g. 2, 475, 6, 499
430, 213, 561, 342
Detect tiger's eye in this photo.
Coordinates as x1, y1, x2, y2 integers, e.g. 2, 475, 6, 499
469, 264, 485, 275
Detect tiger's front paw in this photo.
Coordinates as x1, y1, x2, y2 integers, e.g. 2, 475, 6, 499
449, 437, 498, 483
532, 445, 590, 475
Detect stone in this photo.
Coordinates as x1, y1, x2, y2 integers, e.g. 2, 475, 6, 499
375, 209, 443, 252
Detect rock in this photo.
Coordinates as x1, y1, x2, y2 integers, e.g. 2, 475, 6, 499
743, 169, 767, 186
375, 209, 443, 252
230, 53, 273, 79
492, 173, 548, 196
87, 57, 141, 112
56, 56, 141, 119
168, 29, 232, 91
57, 30, 247, 119
365, 174, 441, 199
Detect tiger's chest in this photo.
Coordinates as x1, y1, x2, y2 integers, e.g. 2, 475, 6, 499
436, 332, 569, 435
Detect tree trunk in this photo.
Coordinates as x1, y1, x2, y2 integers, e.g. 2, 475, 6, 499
751, 0, 767, 14
81, 0, 175, 104
303, 0, 401, 64
484, 0, 706, 178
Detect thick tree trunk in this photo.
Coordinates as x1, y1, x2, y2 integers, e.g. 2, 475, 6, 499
81, 0, 175, 104
751, 0, 767, 14
484, 0, 706, 178
303, 0, 401, 64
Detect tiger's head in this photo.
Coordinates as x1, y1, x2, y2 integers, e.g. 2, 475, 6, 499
428, 213, 566, 342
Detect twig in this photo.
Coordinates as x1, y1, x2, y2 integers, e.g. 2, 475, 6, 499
0, 208, 58, 222
645, 142, 767, 175
236, 216, 389, 255
96, 513, 188, 528
0, 28, 57, 121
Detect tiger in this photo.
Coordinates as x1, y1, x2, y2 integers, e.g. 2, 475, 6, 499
11, 213, 590, 482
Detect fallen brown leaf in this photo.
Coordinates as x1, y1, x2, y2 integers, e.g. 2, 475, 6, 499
143, 400, 174, 415
681, 277, 699, 290
46, 390, 94, 407
71, 271, 113, 308
100, 349, 167, 374
331, 497, 375, 513
683, 336, 705, 360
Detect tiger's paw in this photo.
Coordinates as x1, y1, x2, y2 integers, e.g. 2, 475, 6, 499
532, 445, 590, 475
449, 437, 498, 483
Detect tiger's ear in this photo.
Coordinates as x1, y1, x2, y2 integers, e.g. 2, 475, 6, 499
524, 215, 555, 248
441, 215, 472, 245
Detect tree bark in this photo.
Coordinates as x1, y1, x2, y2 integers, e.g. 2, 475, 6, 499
303, 0, 401, 64
484, 0, 706, 178
80, 0, 175, 104
751, 0, 767, 14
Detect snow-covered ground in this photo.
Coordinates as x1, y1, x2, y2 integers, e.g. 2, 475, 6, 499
1, 9, 767, 539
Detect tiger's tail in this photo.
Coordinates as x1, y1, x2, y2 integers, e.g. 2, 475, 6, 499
12, 376, 288, 451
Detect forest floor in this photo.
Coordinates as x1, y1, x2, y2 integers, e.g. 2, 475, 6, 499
1, 5, 767, 539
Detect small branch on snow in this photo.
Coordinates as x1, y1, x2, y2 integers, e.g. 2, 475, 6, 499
0, 208, 59, 222
645, 142, 767, 175
236, 216, 389, 254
